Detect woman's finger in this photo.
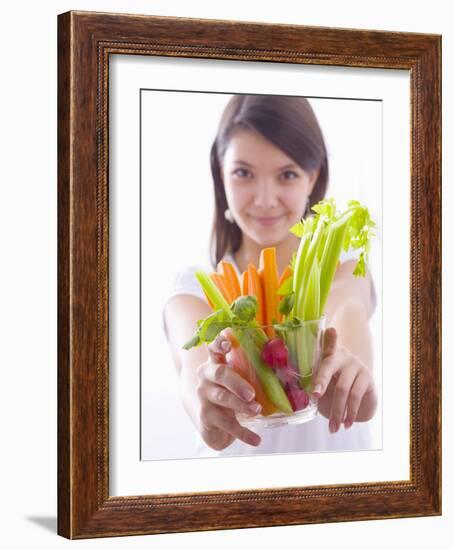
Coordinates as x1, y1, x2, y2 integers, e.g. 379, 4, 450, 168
198, 392, 237, 451
322, 326, 337, 359
198, 422, 235, 451
207, 405, 261, 447
343, 368, 372, 428
200, 361, 256, 403
202, 381, 262, 415
327, 364, 358, 433
207, 331, 231, 362
311, 347, 345, 398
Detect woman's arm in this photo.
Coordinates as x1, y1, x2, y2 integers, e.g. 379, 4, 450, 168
164, 294, 262, 449
324, 260, 376, 368
314, 260, 378, 428
163, 294, 212, 426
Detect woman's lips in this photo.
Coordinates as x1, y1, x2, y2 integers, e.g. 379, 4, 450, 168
253, 215, 285, 226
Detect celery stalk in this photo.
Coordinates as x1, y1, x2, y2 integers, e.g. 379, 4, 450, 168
294, 220, 325, 319
295, 261, 320, 390
193, 271, 292, 414
298, 326, 313, 391
302, 258, 320, 321
318, 214, 351, 315
292, 231, 312, 307
281, 198, 376, 392
235, 328, 293, 414
195, 271, 233, 319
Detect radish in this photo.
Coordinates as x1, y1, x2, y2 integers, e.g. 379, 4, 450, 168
286, 386, 310, 411
261, 338, 288, 368
275, 362, 300, 386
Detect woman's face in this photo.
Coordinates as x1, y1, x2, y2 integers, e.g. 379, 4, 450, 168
221, 128, 319, 247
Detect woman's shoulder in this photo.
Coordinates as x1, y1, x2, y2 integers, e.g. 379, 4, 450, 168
162, 263, 212, 339
169, 263, 211, 303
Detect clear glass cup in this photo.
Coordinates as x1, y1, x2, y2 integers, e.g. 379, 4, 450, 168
224, 317, 326, 428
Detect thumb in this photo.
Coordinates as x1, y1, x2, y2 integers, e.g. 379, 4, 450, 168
310, 327, 338, 398
322, 327, 337, 359
207, 331, 232, 364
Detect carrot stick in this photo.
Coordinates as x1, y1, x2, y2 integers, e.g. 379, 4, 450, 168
259, 248, 281, 338
240, 270, 249, 295
210, 273, 234, 304
247, 263, 265, 325
257, 266, 271, 336
278, 265, 292, 288
258, 268, 265, 305
217, 260, 241, 301
216, 269, 235, 304
201, 290, 215, 311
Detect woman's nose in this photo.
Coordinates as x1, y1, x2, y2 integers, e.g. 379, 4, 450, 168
253, 180, 279, 209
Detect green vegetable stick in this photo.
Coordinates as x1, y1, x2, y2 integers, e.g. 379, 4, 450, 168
235, 329, 293, 414
195, 271, 233, 319
318, 215, 352, 315
295, 220, 326, 319
292, 231, 312, 302
292, 261, 320, 387
193, 271, 292, 413
297, 326, 313, 391
302, 257, 320, 321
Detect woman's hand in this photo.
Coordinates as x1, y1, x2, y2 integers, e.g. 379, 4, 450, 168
311, 327, 378, 433
195, 331, 263, 451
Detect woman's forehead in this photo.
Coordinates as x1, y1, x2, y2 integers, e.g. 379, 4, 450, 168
224, 129, 294, 167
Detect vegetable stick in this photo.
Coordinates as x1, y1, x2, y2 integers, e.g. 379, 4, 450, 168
217, 260, 242, 301
292, 231, 313, 306
278, 265, 292, 288
210, 272, 234, 304
192, 271, 293, 414
318, 216, 351, 314
259, 248, 281, 337
302, 257, 320, 321
294, 220, 326, 319
241, 326, 293, 413
277, 265, 292, 318
240, 270, 249, 295
247, 263, 265, 325
201, 291, 215, 311
216, 269, 235, 304
224, 328, 279, 416
195, 272, 233, 316
258, 267, 270, 332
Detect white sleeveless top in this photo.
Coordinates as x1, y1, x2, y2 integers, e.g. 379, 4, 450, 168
162, 248, 375, 458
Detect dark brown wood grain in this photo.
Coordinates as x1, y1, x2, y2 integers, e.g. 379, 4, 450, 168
57, 10, 442, 539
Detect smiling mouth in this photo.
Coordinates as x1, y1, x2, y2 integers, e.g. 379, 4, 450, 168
252, 215, 285, 226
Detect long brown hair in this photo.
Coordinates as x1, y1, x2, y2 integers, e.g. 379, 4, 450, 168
209, 94, 329, 268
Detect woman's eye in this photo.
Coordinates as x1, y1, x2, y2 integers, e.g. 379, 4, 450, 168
233, 168, 251, 178
281, 170, 299, 180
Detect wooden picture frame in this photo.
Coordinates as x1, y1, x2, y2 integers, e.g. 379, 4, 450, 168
57, 10, 441, 539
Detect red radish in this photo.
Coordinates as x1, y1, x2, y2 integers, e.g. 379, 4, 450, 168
261, 338, 288, 368
286, 386, 310, 411
275, 363, 299, 386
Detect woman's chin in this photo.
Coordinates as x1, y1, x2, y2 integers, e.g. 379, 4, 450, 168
253, 231, 287, 248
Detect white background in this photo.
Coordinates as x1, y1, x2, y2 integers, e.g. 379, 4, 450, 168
138, 88, 384, 461
0, 0, 449, 548
111, 58, 411, 496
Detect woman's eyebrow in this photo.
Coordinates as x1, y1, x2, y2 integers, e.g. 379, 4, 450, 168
233, 159, 254, 167
233, 160, 298, 171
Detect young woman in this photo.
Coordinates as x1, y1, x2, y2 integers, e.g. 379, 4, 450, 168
163, 95, 377, 456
